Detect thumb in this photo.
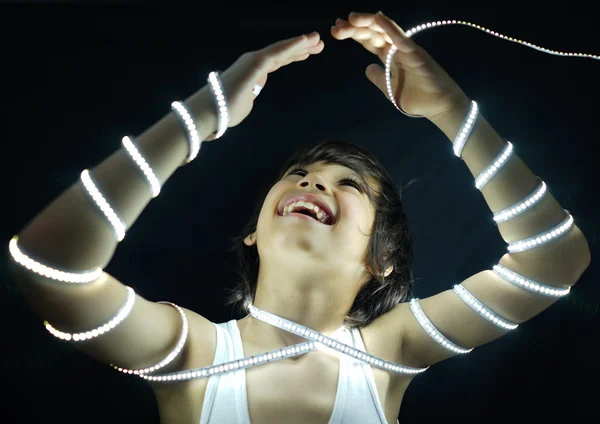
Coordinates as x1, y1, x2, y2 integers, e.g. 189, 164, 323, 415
365, 63, 388, 98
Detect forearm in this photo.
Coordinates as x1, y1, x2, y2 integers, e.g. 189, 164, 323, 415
430, 96, 591, 286
16, 86, 217, 272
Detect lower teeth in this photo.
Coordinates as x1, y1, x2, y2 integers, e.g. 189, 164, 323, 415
286, 211, 325, 224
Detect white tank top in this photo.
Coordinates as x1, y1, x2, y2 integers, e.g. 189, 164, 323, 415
199, 319, 397, 424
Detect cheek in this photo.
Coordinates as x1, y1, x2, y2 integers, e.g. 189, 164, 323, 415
338, 195, 369, 226
257, 182, 287, 222
267, 180, 288, 198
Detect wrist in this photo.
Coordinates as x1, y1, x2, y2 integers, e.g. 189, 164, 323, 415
428, 93, 472, 141
185, 86, 219, 141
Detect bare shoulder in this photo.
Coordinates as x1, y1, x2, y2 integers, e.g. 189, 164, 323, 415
360, 305, 416, 415
360, 302, 412, 367
175, 307, 218, 371
149, 307, 219, 422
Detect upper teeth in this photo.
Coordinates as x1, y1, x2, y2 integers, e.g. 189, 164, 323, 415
282, 200, 331, 224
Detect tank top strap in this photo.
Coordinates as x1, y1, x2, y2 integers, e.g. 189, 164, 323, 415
227, 320, 252, 423
349, 327, 390, 424
199, 322, 228, 424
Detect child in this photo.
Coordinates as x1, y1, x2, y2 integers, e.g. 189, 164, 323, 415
8, 11, 590, 424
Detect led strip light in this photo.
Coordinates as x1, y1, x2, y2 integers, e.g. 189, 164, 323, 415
207, 71, 229, 139
493, 264, 570, 297
248, 304, 428, 374
121, 136, 161, 197
44, 286, 136, 341
112, 302, 189, 375
507, 210, 574, 253
80, 169, 126, 241
385, 20, 600, 115
475, 141, 514, 190
139, 304, 427, 382
171, 101, 202, 164
452, 100, 479, 158
409, 298, 473, 354
493, 177, 547, 223
453, 284, 519, 330
8, 236, 103, 283
141, 340, 318, 382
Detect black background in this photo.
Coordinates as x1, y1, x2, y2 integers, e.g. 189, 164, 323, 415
2, 1, 599, 423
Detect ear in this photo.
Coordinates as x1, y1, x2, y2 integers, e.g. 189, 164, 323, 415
244, 232, 257, 246
376, 250, 394, 278
383, 265, 393, 278
365, 263, 394, 278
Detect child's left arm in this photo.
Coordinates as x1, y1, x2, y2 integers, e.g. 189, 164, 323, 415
332, 11, 591, 368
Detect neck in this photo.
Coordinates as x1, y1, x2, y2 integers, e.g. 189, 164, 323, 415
240, 262, 364, 348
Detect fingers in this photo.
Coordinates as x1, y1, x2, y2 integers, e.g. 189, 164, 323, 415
331, 18, 388, 58
257, 32, 323, 74
333, 12, 427, 69
332, 18, 388, 46
262, 32, 322, 58
347, 12, 392, 43
373, 11, 416, 53
364, 63, 388, 97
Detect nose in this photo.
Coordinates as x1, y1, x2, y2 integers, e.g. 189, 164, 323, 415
298, 174, 327, 192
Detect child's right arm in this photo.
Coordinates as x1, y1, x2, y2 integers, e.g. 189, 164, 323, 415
9, 85, 218, 372
8, 31, 325, 373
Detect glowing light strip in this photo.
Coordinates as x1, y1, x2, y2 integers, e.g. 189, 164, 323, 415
171, 101, 202, 164
507, 210, 574, 253
141, 341, 317, 382
138, 303, 427, 382
409, 298, 473, 354
44, 286, 136, 341
207, 71, 229, 139
112, 302, 188, 375
492, 264, 571, 297
453, 284, 518, 330
385, 20, 599, 115
405, 20, 600, 60
248, 304, 428, 374
121, 136, 161, 197
80, 169, 126, 241
475, 141, 514, 190
8, 235, 103, 283
453, 101, 479, 158
249, 305, 427, 374
493, 178, 547, 223
384, 47, 414, 116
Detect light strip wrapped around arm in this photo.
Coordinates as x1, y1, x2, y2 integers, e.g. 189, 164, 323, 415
9, 236, 103, 283
475, 141, 514, 190
507, 210, 574, 253
80, 169, 127, 241
112, 302, 189, 375
493, 178, 547, 223
452, 100, 479, 158
492, 264, 571, 297
452, 284, 519, 330
44, 286, 136, 341
121, 136, 161, 197
408, 299, 473, 354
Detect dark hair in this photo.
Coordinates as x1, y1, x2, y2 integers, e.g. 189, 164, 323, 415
224, 140, 415, 328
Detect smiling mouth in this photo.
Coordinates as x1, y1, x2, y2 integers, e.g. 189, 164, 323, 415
280, 211, 332, 225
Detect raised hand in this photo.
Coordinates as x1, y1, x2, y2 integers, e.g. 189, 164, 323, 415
217, 32, 324, 129
331, 11, 468, 119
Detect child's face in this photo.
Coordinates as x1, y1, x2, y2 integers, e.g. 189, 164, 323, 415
244, 161, 381, 286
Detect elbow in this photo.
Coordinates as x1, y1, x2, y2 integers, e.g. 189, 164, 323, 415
566, 226, 591, 286
502, 224, 591, 288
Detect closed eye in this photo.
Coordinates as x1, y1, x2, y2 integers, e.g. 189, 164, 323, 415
287, 167, 363, 192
